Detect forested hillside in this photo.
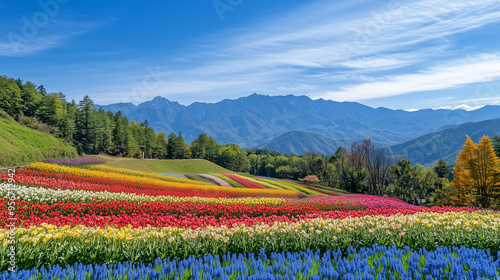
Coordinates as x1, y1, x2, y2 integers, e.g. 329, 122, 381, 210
258, 130, 360, 155
388, 118, 500, 166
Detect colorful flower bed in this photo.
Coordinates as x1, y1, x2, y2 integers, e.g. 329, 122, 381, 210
1, 210, 499, 270
44, 157, 105, 165
88, 164, 212, 185
1, 165, 498, 278
221, 174, 267, 189
23, 164, 299, 197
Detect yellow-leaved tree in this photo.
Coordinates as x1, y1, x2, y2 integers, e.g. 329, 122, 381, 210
452, 135, 500, 208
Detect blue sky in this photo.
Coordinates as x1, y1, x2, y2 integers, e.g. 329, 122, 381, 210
1, 0, 500, 110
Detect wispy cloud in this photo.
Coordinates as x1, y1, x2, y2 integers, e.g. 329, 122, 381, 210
0, 19, 109, 57
316, 53, 500, 101
135, 0, 500, 104
191, 0, 500, 72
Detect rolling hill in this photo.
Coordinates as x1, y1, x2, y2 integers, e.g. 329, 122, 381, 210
387, 118, 500, 166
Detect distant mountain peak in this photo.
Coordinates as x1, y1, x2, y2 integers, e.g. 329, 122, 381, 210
152, 95, 166, 101
148, 96, 183, 106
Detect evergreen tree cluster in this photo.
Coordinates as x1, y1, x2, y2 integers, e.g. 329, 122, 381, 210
0, 76, 178, 159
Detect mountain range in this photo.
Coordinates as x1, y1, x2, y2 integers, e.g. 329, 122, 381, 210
387, 118, 500, 166
98, 94, 500, 165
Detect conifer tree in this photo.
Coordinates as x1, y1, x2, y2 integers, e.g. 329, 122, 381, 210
452, 135, 500, 208
493, 133, 500, 158
470, 136, 500, 208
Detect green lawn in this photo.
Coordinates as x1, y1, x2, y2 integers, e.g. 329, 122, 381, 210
0, 118, 78, 167
98, 156, 231, 174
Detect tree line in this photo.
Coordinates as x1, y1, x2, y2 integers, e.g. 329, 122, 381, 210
1, 75, 499, 208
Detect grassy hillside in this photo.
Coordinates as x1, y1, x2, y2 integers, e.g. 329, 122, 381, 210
0, 118, 78, 167
95, 155, 231, 174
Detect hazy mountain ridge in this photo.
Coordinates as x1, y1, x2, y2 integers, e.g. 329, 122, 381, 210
98, 94, 500, 161
387, 118, 500, 166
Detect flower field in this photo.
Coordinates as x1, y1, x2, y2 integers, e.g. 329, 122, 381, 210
1, 163, 500, 279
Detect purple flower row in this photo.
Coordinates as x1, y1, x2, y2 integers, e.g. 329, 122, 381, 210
44, 157, 106, 165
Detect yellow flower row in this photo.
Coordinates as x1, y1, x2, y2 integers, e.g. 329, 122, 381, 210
27, 162, 299, 196
2, 211, 498, 246
88, 165, 212, 185
165, 196, 288, 205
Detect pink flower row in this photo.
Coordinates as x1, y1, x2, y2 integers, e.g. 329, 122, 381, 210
221, 174, 267, 189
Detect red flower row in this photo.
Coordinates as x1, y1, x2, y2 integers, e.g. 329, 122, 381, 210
0, 198, 358, 222
2, 203, 474, 229
221, 174, 267, 189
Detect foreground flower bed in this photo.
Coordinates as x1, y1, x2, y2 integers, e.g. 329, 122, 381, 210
2, 165, 498, 277
1, 211, 499, 270
3, 246, 499, 279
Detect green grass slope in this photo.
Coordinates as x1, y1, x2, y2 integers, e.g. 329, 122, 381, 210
99, 156, 231, 174
0, 118, 78, 167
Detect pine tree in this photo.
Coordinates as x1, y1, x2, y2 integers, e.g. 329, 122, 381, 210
167, 132, 184, 159
390, 158, 416, 200
19, 81, 42, 117
75, 96, 96, 153
433, 159, 450, 179
60, 101, 77, 141
493, 133, 500, 158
